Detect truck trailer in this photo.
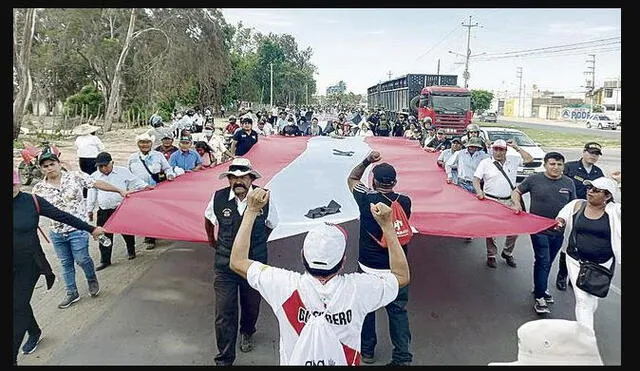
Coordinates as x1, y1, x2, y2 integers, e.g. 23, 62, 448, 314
367, 74, 473, 135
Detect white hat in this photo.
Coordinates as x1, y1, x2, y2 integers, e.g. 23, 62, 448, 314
583, 177, 618, 197
488, 319, 603, 365
491, 139, 508, 149
135, 132, 155, 143
303, 223, 347, 270
217, 158, 262, 180
72, 123, 100, 135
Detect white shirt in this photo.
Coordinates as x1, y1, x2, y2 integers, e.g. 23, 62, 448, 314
246, 262, 398, 365
473, 155, 522, 198
204, 185, 279, 229
75, 134, 105, 158
261, 122, 275, 136
86, 166, 148, 211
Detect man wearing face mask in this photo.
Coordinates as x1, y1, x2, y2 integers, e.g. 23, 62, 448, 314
203, 158, 279, 366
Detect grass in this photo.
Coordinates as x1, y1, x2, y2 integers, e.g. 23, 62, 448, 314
481, 122, 621, 149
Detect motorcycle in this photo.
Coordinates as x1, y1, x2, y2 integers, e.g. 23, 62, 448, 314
18, 140, 62, 185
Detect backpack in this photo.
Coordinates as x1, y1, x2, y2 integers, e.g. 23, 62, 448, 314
368, 193, 413, 247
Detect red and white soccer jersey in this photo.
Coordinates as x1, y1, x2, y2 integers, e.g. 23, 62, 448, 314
246, 261, 399, 365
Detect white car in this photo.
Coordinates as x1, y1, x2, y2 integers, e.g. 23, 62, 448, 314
585, 114, 617, 130
479, 127, 546, 182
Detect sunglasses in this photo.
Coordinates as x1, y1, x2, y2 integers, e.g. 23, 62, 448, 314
586, 150, 601, 155
468, 131, 479, 133
229, 165, 251, 172
586, 185, 608, 194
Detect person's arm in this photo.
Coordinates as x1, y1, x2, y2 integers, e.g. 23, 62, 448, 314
507, 139, 533, 164
473, 176, 485, 199
510, 187, 525, 214
36, 194, 105, 239
86, 183, 98, 221
370, 202, 410, 287
229, 139, 238, 156
230, 188, 270, 279
347, 151, 381, 192
159, 154, 176, 180
204, 195, 218, 248
445, 151, 459, 183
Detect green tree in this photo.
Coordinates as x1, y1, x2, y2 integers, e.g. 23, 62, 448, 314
470, 89, 494, 113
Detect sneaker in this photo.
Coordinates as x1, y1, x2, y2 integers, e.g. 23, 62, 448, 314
501, 251, 517, 268
22, 330, 43, 354
361, 353, 375, 364
145, 242, 156, 250
88, 280, 100, 297
58, 292, 80, 309
486, 257, 497, 268
556, 274, 568, 291
530, 290, 554, 304
239, 333, 254, 353
533, 297, 550, 314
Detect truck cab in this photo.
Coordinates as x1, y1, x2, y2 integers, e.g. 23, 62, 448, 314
417, 86, 472, 136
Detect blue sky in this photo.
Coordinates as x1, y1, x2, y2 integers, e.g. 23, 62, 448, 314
221, 8, 621, 98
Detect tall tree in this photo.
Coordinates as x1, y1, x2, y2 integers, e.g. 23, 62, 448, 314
13, 8, 37, 139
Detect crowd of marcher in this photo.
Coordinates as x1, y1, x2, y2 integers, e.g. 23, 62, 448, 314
13, 105, 621, 366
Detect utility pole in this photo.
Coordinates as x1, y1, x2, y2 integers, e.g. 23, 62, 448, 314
516, 67, 523, 118
270, 63, 274, 108
437, 59, 440, 85
387, 70, 392, 80
462, 15, 480, 89
305, 83, 309, 106
584, 54, 595, 113
614, 76, 620, 113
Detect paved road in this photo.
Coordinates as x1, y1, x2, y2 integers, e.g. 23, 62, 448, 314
26, 218, 620, 365
499, 118, 622, 139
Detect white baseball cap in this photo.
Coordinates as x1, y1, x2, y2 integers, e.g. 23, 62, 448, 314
583, 177, 618, 197
491, 139, 508, 149
303, 223, 347, 270
488, 319, 603, 365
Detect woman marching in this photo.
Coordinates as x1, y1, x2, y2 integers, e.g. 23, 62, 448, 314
554, 176, 621, 330
13, 169, 106, 365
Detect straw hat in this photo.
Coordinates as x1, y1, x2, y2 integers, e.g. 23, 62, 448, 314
72, 123, 100, 135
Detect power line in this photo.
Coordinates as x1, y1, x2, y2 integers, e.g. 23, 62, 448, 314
415, 24, 462, 61
475, 37, 620, 60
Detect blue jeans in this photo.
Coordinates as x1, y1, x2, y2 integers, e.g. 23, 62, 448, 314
361, 284, 412, 363
530, 232, 564, 299
49, 230, 97, 296
458, 179, 475, 194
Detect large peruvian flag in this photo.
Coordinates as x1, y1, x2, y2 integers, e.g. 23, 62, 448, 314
104, 135, 555, 242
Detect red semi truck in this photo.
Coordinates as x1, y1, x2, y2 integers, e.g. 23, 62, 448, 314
367, 74, 473, 135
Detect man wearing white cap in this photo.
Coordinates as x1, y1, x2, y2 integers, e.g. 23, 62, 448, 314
203, 158, 278, 366
229, 188, 409, 365
127, 132, 175, 250
473, 139, 533, 268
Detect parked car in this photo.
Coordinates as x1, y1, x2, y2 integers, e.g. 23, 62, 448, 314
479, 127, 546, 182
585, 114, 617, 130
480, 111, 497, 123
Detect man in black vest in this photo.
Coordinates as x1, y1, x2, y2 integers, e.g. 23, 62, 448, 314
204, 158, 279, 366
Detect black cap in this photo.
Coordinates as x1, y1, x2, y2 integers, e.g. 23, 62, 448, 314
95, 152, 113, 166
241, 116, 253, 124
584, 142, 602, 155
38, 152, 59, 165
372, 163, 397, 185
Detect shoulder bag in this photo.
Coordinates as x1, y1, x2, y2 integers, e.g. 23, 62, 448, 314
571, 200, 615, 298
139, 155, 166, 183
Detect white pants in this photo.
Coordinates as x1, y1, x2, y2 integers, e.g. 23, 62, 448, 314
566, 254, 614, 330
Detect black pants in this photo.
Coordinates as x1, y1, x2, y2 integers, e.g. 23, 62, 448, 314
557, 251, 568, 278
97, 208, 136, 263
213, 267, 261, 366
13, 260, 41, 365
79, 157, 97, 198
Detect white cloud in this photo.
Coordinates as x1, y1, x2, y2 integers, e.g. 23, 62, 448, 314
364, 30, 385, 35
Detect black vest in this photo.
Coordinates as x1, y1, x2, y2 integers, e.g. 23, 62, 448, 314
213, 186, 270, 270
